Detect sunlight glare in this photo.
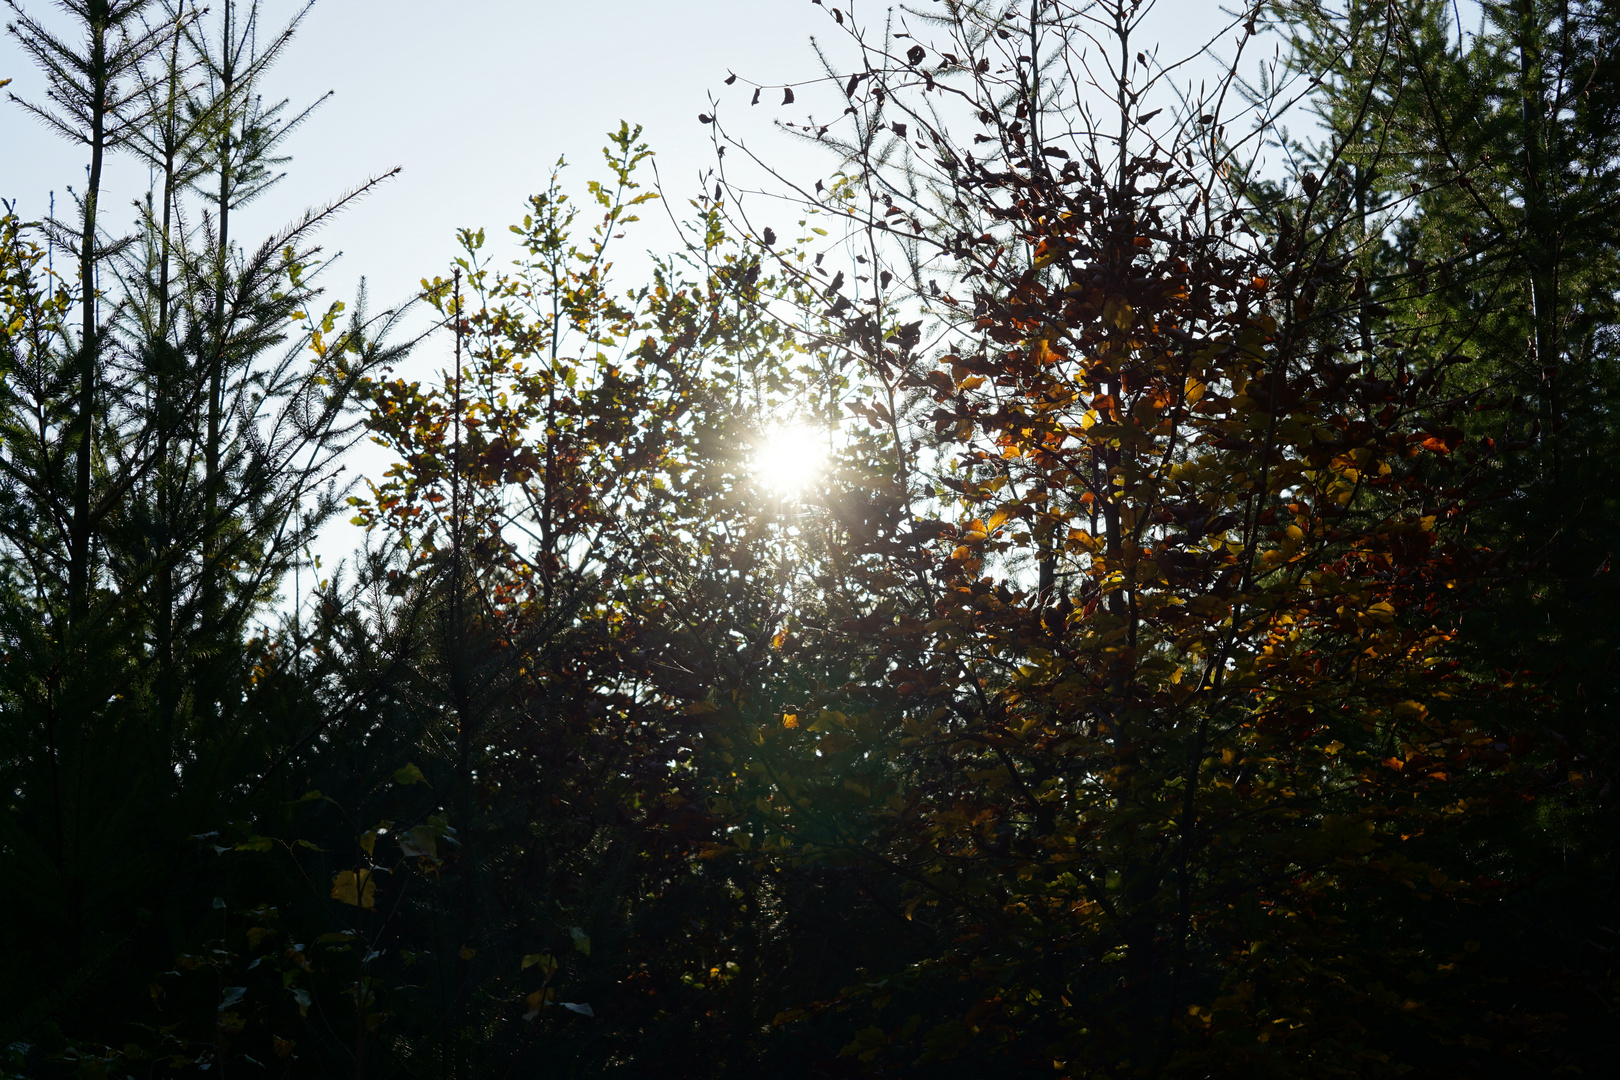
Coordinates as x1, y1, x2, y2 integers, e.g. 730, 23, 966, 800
751, 424, 827, 496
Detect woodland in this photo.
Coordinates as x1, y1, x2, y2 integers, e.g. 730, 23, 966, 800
1, 0, 1618, 1076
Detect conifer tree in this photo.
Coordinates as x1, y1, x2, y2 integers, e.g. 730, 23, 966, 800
1272, 2, 1620, 1063
0, 0, 405, 1064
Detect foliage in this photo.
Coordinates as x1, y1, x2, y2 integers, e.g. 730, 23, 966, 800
3, 1, 1617, 1078
687, 2, 1532, 1074
1, 0, 404, 1072
1265, 0, 1620, 1067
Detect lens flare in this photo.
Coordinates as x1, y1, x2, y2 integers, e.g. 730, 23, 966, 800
751, 423, 827, 495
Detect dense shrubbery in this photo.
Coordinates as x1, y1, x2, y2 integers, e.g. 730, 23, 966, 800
3, 1, 1617, 1076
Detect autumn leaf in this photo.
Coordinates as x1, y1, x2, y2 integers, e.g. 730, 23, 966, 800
330, 870, 377, 910
521, 953, 557, 975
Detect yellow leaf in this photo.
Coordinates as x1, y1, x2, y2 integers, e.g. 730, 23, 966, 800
330, 870, 376, 909
1067, 529, 1101, 553
1102, 296, 1134, 330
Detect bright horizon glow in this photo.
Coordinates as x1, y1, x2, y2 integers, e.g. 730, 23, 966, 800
751, 424, 827, 497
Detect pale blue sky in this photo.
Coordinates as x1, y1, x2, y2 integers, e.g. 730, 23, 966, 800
4, 1, 1249, 323
4, 1, 844, 320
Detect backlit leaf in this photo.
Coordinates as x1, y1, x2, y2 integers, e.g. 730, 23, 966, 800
331, 870, 377, 910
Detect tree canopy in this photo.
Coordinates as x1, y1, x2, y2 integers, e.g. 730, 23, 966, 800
2, 1, 1616, 1077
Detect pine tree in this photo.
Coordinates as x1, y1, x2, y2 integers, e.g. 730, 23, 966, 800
1273, 0, 1620, 1068
0, 0, 406, 1064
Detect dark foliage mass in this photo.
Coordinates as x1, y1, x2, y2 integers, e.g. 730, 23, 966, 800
2, 1, 1617, 1077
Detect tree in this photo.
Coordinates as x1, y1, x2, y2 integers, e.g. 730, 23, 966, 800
696, 1, 1522, 1073
1269, 0, 1620, 1067
1, 0, 405, 1067
5, 1, 1608, 1075
4, 0, 166, 622
165, 125, 860, 1078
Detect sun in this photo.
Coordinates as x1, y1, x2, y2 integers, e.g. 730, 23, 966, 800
751, 423, 828, 496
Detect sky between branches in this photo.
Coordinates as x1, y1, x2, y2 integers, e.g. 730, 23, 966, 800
1, 0, 1253, 334
0, 0, 1295, 604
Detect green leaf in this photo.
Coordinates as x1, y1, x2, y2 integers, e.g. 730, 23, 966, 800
570, 927, 591, 956
393, 763, 428, 786
399, 825, 439, 862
